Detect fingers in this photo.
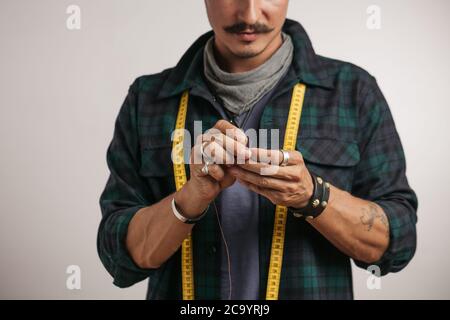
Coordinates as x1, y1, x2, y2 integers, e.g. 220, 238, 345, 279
283, 150, 303, 165
237, 162, 299, 180
229, 166, 298, 193
248, 148, 303, 166
192, 120, 251, 165
248, 148, 283, 164
191, 138, 233, 184
203, 140, 235, 165
204, 163, 225, 181
201, 130, 251, 164
237, 179, 287, 205
220, 166, 237, 189
196, 160, 229, 182
213, 119, 248, 146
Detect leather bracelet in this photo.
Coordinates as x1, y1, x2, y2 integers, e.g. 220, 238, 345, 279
289, 172, 331, 219
171, 198, 209, 224
320, 177, 330, 209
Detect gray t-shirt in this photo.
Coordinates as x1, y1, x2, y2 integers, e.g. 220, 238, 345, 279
207, 73, 287, 299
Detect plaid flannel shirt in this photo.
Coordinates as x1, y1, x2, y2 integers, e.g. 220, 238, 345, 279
98, 19, 418, 300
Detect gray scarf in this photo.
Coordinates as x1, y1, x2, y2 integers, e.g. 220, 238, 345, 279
203, 33, 294, 115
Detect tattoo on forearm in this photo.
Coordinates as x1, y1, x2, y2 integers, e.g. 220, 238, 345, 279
360, 203, 389, 237
360, 206, 376, 231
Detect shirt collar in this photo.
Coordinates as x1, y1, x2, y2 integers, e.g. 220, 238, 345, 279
157, 18, 334, 100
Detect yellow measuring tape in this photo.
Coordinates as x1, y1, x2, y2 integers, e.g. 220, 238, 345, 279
172, 84, 306, 300
266, 83, 306, 300
172, 91, 195, 300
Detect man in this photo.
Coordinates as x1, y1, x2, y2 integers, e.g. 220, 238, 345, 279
98, 0, 417, 300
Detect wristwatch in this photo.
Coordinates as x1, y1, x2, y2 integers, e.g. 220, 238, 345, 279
171, 198, 209, 224
288, 172, 331, 219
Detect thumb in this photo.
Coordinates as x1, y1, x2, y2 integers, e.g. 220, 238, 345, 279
220, 167, 237, 189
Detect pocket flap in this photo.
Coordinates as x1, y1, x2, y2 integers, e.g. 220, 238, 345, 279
297, 138, 360, 167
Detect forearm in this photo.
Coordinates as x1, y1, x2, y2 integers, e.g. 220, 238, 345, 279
126, 182, 209, 269
308, 185, 390, 264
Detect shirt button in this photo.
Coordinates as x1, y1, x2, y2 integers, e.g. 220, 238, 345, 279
209, 246, 217, 255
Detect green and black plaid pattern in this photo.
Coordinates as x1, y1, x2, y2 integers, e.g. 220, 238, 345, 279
98, 19, 418, 300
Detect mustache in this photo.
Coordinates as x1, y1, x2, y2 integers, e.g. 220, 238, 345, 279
224, 22, 275, 34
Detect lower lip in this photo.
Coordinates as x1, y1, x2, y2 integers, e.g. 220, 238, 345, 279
235, 32, 259, 42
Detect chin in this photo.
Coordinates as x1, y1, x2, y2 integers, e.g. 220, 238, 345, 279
230, 42, 266, 59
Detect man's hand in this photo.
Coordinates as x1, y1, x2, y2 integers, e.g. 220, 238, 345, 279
228, 148, 314, 208
229, 148, 391, 263
175, 120, 251, 218
127, 120, 250, 268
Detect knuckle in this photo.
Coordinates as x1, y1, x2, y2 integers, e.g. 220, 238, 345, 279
225, 128, 236, 138
210, 165, 224, 180
212, 133, 224, 147
291, 171, 301, 182
215, 119, 227, 130
286, 185, 296, 193
206, 127, 222, 139
261, 177, 270, 187
210, 145, 216, 158
280, 194, 290, 204
209, 142, 223, 163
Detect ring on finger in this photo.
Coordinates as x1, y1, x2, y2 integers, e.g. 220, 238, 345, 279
201, 162, 210, 175
201, 141, 215, 164
280, 149, 290, 167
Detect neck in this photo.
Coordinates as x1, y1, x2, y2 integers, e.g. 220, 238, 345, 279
213, 32, 283, 73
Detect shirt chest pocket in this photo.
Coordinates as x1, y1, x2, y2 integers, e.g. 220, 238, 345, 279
296, 138, 360, 191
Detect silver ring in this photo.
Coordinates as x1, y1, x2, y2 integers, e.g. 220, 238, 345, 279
201, 163, 209, 175
201, 141, 214, 164
280, 149, 290, 166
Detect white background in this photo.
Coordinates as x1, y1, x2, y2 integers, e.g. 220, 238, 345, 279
0, 0, 449, 299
